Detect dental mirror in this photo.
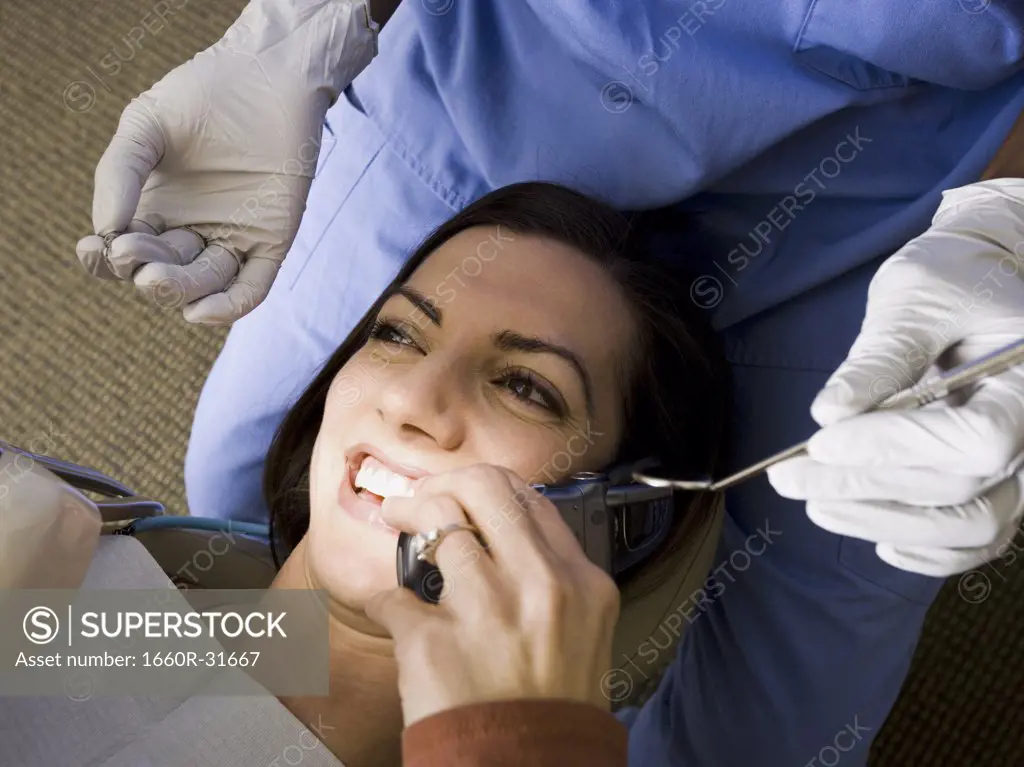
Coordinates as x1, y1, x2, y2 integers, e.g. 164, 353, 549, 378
631, 471, 715, 491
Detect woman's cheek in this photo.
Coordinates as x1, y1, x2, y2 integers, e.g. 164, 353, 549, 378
503, 434, 581, 485
475, 429, 539, 479
329, 360, 371, 403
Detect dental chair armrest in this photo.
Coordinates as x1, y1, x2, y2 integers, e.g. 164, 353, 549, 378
402, 699, 627, 767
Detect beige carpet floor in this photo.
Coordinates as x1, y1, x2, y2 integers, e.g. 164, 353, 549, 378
0, 2, 1021, 765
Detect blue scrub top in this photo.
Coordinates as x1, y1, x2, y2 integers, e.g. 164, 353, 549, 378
351, 2, 1024, 765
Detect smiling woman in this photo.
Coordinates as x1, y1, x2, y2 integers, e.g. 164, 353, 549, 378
260, 181, 731, 767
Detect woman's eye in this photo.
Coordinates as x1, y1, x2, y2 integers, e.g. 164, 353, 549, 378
499, 371, 565, 417
369, 319, 416, 348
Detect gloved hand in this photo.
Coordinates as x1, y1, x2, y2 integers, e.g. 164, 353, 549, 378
75, 0, 378, 325
768, 179, 1024, 577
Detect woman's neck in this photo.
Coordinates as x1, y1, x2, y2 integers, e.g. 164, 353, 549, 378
272, 539, 404, 767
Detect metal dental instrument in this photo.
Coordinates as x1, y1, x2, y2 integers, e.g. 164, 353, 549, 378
633, 336, 1024, 493
0, 440, 166, 521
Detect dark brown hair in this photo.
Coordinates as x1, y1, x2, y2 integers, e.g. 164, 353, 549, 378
263, 182, 731, 588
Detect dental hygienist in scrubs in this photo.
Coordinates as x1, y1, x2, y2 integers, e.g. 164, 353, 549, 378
77, 1, 1024, 764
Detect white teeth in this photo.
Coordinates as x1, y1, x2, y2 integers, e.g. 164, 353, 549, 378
385, 472, 414, 498
354, 457, 416, 499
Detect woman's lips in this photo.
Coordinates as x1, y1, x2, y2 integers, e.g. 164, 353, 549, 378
345, 444, 430, 481
337, 455, 400, 536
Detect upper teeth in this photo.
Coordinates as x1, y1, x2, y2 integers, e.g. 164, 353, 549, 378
354, 457, 416, 499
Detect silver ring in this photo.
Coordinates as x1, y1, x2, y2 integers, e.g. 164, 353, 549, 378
101, 231, 120, 273
413, 523, 477, 566
180, 225, 208, 251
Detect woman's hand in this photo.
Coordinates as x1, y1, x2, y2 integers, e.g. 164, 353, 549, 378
364, 464, 621, 727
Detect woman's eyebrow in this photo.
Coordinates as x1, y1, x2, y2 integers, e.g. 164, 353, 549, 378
394, 286, 595, 417
396, 286, 441, 325
493, 330, 595, 418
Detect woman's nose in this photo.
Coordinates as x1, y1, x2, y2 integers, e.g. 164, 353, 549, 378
376, 355, 465, 449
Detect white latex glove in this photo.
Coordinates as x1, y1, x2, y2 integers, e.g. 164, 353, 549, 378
768, 178, 1024, 577
75, 0, 378, 324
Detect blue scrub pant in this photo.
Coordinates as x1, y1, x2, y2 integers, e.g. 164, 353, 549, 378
184, 87, 944, 767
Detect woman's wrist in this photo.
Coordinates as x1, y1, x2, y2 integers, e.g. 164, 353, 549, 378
402, 699, 628, 767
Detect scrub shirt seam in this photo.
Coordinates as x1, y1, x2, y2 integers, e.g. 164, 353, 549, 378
392, 140, 469, 210
288, 142, 386, 289
800, 66, 916, 92
359, 100, 469, 212
794, 0, 821, 50
793, 0, 922, 92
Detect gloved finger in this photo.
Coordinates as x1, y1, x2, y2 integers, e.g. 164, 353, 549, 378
75, 218, 163, 280
806, 373, 1024, 476
92, 102, 165, 236
76, 234, 116, 279
107, 229, 207, 281
810, 300, 954, 427
951, 360, 1024, 476
132, 244, 240, 311
768, 455, 988, 506
182, 256, 281, 325
877, 519, 1021, 578
804, 473, 1023, 549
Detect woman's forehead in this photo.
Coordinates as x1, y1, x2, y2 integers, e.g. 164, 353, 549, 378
404, 228, 635, 357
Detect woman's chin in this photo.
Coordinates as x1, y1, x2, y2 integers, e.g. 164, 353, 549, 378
308, 542, 398, 609
304, 498, 402, 607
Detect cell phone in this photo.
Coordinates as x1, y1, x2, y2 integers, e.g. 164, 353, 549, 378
395, 471, 675, 604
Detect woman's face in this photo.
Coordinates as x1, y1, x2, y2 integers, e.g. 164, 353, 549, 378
304, 226, 638, 611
